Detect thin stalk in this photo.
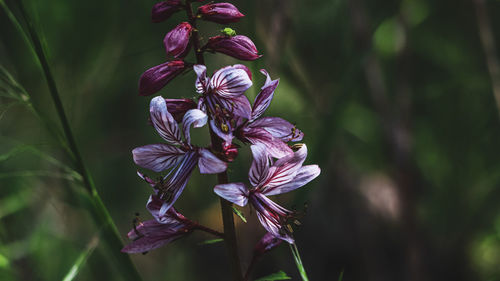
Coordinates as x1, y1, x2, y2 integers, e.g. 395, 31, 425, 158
12, 2, 142, 280
289, 242, 309, 281
185, 1, 243, 280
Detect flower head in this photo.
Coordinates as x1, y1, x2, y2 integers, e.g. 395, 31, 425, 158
214, 144, 320, 243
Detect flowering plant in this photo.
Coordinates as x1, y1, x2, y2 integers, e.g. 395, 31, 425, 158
124, 1, 320, 280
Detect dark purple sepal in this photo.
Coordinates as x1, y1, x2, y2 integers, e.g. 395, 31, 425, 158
164, 22, 193, 58
165, 98, 197, 122
152, 0, 183, 23
206, 35, 261, 61
254, 232, 282, 257
139, 60, 186, 96
198, 3, 244, 24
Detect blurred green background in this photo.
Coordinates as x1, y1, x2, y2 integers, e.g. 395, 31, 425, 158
2, 0, 500, 280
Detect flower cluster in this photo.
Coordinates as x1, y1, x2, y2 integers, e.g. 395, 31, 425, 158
123, 0, 320, 259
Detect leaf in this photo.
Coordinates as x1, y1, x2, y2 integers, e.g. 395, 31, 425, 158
254, 270, 291, 281
232, 206, 247, 223
197, 238, 224, 245
0, 253, 10, 269
62, 236, 99, 281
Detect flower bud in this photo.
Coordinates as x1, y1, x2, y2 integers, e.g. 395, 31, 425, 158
198, 3, 244, 24
152, 0, 182, 23
164, 22, 193, 58
222, 143, 239, 162
206, 35, 261, 61
139, 60, 186, 96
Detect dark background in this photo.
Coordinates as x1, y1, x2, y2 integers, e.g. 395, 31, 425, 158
2, 0, 500, 280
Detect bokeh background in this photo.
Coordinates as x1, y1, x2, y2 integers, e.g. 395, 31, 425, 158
2, 0, 500, 280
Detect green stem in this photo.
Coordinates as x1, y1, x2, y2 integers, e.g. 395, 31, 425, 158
10, 2, 142, 280
289, 242, 309, 281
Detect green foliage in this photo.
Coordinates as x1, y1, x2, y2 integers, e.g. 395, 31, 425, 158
232, 206, 247, 223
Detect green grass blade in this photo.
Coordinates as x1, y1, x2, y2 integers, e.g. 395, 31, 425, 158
198, 238, 224, 245
254, 270, 291, 281
62, 236, 99, 281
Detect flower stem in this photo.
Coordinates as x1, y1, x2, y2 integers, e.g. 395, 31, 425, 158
14, 2, 142, 281
289, 242, 309, 281
185, 1, 243, 280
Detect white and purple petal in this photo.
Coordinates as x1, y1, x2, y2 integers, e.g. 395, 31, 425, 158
260, 144, 308, 193
249, 144, 271, 187
197, 148, 227, 174
250, 193, 294, 244
249, 117, 304, 142
262, 164, 320, 196
150, 96, 183, 145
250, 69, 279, 122
182, 109, 208, 145
243, 127, 293, 158
194, 64, 209, 94
210, 66, 252, 98
132, 144, 185, 172
213, 182, 249, 206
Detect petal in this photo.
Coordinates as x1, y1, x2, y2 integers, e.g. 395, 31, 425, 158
213, 182, 249, 206
210, 66, 252, 98
254, 232, 282, 256
139, 61, 185, 96
250, 70, 279, 121
182, 109, 207, 145
263, 165, 320, 196
259, 144, 308, 194
249, 117, 304, 142
194, 64, 209, 94
137, 171, 157, 187
121, 232, 179, 253
251, 193, 294, 244
150, 96, 182, 145
132, 144, 185, 172
243, 127, 292, 158
165, 98, 197, 123
213, 94, 252, 120
198, 148, 227, 174
249, 144, 271, 187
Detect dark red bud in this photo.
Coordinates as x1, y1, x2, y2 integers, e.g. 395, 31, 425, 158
152, 0, 183, 23
164, 22, 193, 58
164, 98, 197, 122
198, 3, 244, 24
139, 60, 186, 96
222, 143, 239, 162
206, 35, 261, 61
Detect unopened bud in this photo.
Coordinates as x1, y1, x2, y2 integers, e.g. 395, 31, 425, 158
164, 22, 193, 58
165, 98, 197, 122
206, 35, 261, 61
198, 3, 244, 24
151, 0, 182, 23
139, 60, 186, 96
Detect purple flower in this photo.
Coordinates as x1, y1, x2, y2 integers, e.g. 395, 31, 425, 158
151, 0, 183, 23
139, 60, 186, 96
164, 22, 193, 58
121, 207, 193, 253
214, 144, 320, 243
198, 3, 244, 24
233, 70, 304, 158
133, 97, 227, 219
194, 64, 253, 120
206, 35, 261, 61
